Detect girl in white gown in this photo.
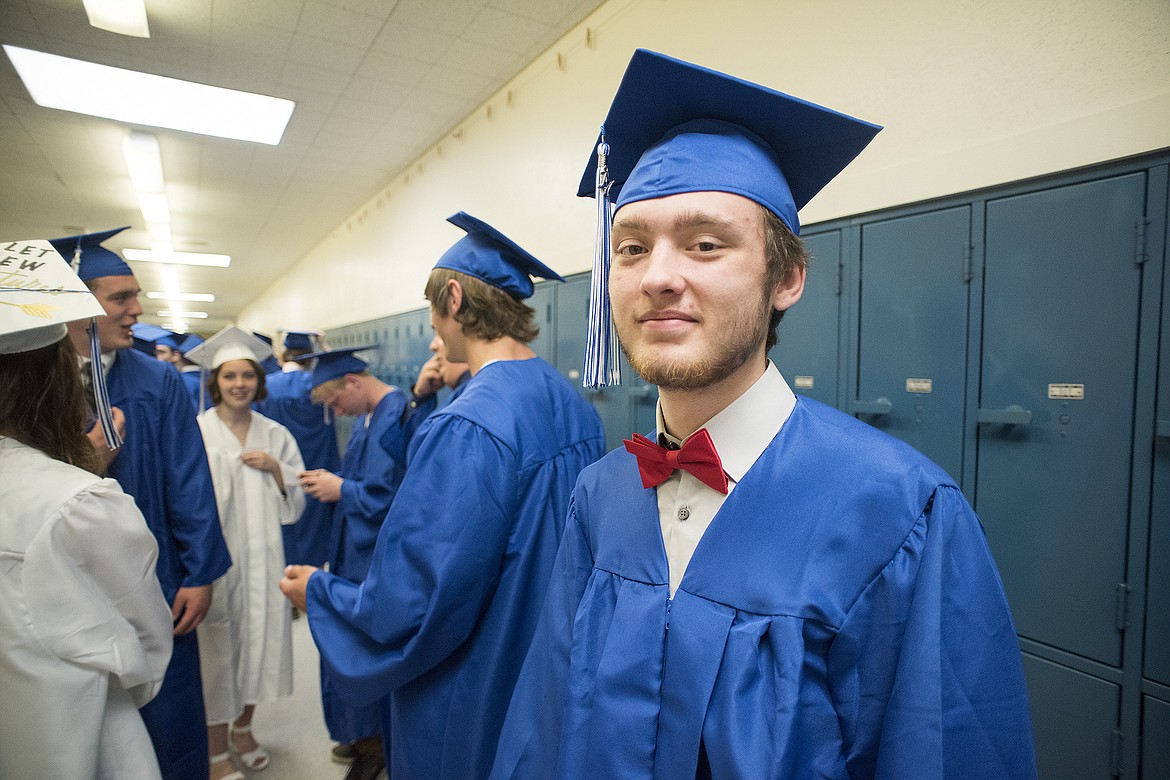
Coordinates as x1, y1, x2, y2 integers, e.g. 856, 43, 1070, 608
0, 251, 172, 780
188, 327, 305, 780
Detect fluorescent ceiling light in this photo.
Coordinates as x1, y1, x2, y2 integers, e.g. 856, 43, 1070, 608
161, 322, 190, 333
124, 248, 231, 267
159, 310, 207, 319
147, 291, 216, 302
123, 131, 165, 192
136, 192, 171, 224
82, 0, 149, 38
3, 45, 294, 144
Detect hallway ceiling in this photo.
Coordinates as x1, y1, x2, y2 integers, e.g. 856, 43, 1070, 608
0, 0, 604, 333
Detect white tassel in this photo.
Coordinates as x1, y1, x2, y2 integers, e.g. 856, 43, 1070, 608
582, 132, 622, 388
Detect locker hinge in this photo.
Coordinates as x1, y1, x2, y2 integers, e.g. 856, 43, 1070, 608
835, 262, 844, 296
962, 244, 974, 283
1115, 582, 1131, 631
1134, 218, 1149, 265
1109, 728, 1124, 777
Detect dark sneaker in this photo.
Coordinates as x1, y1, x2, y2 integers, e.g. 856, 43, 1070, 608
343, 753, 385, 780
331, 742, 357, 763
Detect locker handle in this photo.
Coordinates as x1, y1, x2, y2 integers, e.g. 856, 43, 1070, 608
1156, 420, 1170, 438
977, 405, 1033, 425
849, 397, 893, 415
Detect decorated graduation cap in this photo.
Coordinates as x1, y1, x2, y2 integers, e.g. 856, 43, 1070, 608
433, 212, 563, 300
48, 226, 133, 281
298, 345, 376, 388
185, 325, 273, 370
577, 49, 882, 387
1, 237, 121, 448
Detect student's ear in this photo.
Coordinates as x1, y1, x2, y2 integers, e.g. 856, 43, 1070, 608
771, 265, 805, 314
445, 278, 463, 317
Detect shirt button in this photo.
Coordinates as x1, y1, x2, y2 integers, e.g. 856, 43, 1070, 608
677, 506, 690, 522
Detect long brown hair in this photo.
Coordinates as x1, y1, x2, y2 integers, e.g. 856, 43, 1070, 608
0, 336, 102, 474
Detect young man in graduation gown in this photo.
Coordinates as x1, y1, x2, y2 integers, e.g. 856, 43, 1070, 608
491, 50, 1038, 780
281, 213, 605, 780
293, 346, 409, 779
256, 330, 341, 568
53, 228, 232, 780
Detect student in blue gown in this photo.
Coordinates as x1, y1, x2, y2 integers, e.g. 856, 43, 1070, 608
53, 227, 232, 780
491, 50, 1038, 780
256, 330, 341, 567
176, 334, 211, 412
291, 345, 408, 779
281, 213, 605, 780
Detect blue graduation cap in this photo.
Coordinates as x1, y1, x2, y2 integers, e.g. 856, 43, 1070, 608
178, 333, 204, 354
282, 329, 321, 351
433, 212, 562, 300
48, 226, 133, 281
577, 49, 882, 387
299, 345, 376, 388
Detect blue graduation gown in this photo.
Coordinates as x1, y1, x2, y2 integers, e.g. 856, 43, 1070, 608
105, 348, 232, 780
316, 388, 408, 743
492, 397, 1037, 780
390, 369, 473, 464
306, 358, 604, 779
256, 369, 342, 566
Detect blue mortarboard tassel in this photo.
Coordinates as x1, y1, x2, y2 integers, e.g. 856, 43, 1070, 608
70, 237, 122, 450
87, 322, 122, 450
583, 131, 622, 388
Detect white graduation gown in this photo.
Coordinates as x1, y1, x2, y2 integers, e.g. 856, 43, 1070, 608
0, 437, 173, 780
196, 410, 305, 724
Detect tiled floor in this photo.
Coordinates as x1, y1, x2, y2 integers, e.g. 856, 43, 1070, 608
246, 616, 359, 779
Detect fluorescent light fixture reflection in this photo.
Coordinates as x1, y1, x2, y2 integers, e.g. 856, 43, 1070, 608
159, 310, 208, 319
82, 0, 149, 38
3, 46, 294, 144
124, 248, 231, 267
161, 322, 190, 333
147, 291, 216, 302
123, 131, 165, 192
136, 193, 171, 224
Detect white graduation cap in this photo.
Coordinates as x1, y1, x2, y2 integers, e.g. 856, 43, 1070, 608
0, 238, 105, 354
184, 325, 273, 370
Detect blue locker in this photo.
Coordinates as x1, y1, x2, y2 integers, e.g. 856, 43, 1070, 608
1146, 199, 1170, 687
768, 229, 841, 408
1023, 655, 1120, 780
850, 207, 971, 483
976, 173, 1146, 667
1143, 696, 1170, 779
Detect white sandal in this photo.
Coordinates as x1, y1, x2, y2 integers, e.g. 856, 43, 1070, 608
229, 723, 271, 771
209, 751, 245, 780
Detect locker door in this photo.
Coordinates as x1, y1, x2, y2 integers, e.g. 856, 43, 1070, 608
1023, 655, 1120, 780
1146, 232, 1170, 687
529, 285, 554, 363
976, 173, 1146, 665
852, 207, 971, 482
769, 229, 841, 408
1142, 697, 1170, 779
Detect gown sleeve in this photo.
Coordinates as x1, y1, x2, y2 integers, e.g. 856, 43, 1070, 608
337, 415, 402, 526
23, 480, 174, 708
490, 496, 595, 779
306, 413, 520, 704
828, 485, 1038, 779
271, 423, 306, 525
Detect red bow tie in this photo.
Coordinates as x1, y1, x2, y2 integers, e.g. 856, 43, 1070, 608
623, 428, 728, 494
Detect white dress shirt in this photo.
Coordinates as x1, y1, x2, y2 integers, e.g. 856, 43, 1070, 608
655, 361, 797, 596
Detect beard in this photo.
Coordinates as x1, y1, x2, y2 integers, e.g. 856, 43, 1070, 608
618, 292, 773, 391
